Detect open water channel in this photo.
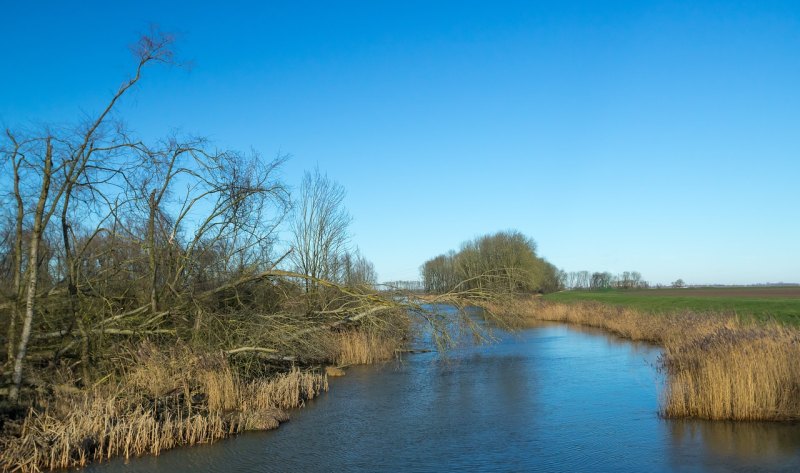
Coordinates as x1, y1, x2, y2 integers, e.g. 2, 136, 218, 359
86, 320, 800, 472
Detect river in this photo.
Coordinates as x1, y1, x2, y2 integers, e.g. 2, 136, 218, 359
86, 321, 800, 472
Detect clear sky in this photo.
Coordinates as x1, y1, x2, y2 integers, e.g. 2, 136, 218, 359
2, 1, 799, 285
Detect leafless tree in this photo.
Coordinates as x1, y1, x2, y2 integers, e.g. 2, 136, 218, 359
0, 28, 524, 422
338, 248, 378, 288
3, 31, 176, 401
289, 169, 351, 293
2, 131, 26, 364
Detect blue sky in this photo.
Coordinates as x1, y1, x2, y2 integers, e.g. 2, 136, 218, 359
2, 1, 799, 285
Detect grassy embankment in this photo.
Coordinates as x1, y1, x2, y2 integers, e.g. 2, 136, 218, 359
487, 288, 800, 422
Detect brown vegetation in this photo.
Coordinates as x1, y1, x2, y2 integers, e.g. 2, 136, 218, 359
0, 341, 328, 472
0, 32, 452, 472
662, 325, 800, 420
336, 328, 404, 366
486, 297, 800, 421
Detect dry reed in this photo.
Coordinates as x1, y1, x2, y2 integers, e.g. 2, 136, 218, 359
487, 297, 800, 422
1, 307, 409, 472
0, 342, 328, 473
662, 325, 800, 420
335, 328, 403, 366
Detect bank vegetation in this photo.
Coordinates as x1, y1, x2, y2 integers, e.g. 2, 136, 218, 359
486, 297, 800, 422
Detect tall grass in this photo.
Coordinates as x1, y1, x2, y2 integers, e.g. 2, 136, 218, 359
487, 297, 800, 421
335, 329, 403, 366
0, 342, 327, 472
0, 320, 409, 473
333, 309, 409, 366
662, 325, 800, 420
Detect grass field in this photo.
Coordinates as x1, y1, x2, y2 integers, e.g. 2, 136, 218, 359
542, 286, 800, 323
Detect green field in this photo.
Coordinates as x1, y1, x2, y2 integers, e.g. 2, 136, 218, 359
542, 287, 800, 323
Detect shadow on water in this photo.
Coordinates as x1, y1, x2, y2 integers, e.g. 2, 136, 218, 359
85, 315, 800, 473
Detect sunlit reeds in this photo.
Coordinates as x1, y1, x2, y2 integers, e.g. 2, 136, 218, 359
662, 325, 800, 420
1, 307, 410, 472
0, 342, 327, 472
335, 328, 403, 366
487, 297, 800, 422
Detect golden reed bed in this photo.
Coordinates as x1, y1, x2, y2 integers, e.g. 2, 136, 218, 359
486, 297, 800, 422
0, 328, 403, 473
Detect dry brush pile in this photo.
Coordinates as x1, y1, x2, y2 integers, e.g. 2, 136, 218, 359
486, 297, 800, 422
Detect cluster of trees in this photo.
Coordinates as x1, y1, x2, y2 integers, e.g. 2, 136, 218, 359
558, 270, 649, 290
0, 32, 377, 402
421, 231, 561, 294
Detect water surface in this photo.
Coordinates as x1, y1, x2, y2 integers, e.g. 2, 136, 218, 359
87, 322, 800, 472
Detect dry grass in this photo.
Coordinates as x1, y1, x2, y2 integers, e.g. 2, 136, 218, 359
332, 309, 409, 366
335, 328, 403, 366
0, 302, 410, 472
486, 298, 735, 344
487, 297, 800, 422
662, 325, 800, 420
0, 342, 328, 473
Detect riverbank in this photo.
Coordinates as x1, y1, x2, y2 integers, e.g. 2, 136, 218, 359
486, 297, 800, 421
0, 324, 406, 473
7, 293, 797, 472
1, 280, 501, 473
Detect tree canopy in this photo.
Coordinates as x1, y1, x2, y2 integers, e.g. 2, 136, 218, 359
421, 230, 561, 294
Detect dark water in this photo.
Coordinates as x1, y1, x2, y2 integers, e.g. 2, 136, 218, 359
87, 322, 800, 472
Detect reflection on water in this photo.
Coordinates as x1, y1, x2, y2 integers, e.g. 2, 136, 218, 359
86, 324, 800, 473
669, 419, 800, 470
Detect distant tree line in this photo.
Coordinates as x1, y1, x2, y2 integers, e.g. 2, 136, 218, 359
383, 280, 424, 292
421, 231, 561, 294
558, 270, 649, 290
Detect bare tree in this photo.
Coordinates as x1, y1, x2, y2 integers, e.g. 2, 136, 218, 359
8, 138, 53, 402
576, 270, 590, 289
339, 248, 378, 288
289, 169, 351, 293
3, 131, 25, 364
5, 30, 175, 402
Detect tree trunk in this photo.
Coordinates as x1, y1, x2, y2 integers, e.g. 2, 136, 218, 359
61, 189, 91, 384
148, 189, 159, 313
9, 139, 52, 403
6, 151, 24, 364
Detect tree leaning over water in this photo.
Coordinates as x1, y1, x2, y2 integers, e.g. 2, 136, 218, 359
0, 30, 546, 473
